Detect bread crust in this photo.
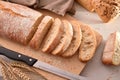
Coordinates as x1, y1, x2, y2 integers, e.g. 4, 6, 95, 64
79, 24, 97, 62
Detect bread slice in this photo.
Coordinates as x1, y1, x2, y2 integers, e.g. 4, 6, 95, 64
52, 20, 73, 55
93, 0, 120, 22
102, 32, 120, 65
41, 18, 64, 53
76, 0, 94, 12
29, 16, 54, 50
0, 1, 43, 45
79, 24, 97, 62
62, 21, 82, 57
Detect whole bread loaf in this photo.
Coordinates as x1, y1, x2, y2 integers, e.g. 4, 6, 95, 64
102, 32, 120, 65
0, 1, 43, 45
93, 0, 120, 22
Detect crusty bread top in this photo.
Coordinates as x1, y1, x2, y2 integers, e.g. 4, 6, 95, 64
41, 18, 64, 53
52, 20, 73, 55
79, 24, 97, 62
0, 1, 42, 20
93, 0, 120, 22
0, 1, 43, 45
29, 16, 54, 49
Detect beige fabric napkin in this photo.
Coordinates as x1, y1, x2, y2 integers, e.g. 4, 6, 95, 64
0, 57, 47, 80
6, 0, 75, 16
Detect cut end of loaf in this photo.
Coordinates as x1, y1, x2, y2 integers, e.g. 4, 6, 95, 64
112, 32, 120, 65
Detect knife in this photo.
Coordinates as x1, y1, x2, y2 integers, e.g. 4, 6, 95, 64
0, 46, 87, 80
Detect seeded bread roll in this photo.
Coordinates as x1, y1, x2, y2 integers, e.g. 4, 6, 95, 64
76, 0, 94, 12
93, 0, 120, 22
62, 21, 82, 57
102, 32, 120, 66
41, 18, 64, 53
52, 20, 73, 55
29, 16, 54, 50
79, 24, 97, 62
0, 1, 43, 45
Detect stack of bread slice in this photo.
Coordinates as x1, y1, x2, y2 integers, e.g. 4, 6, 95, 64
0, 1, 102, 62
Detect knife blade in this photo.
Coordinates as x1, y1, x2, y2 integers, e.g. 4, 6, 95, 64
0, 46, 87, 80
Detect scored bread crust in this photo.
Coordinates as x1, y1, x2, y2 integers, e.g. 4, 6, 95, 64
93, 0, 120, 22
79, 24, 97, 62
0, 1, 43, 45
41, 18, 64, 53
29, 16, 54, 50
52, 20, 73, 55
102, 32, 120, 65
62, 21, 82, 57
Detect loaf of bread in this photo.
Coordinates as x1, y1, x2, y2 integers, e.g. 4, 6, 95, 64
52, 20, 73, 55
29, 16, 54, 50
41, 18, 64, 53
102, 32, 120, 65
79, 24, 97, 62
76, 0, 94, 12
0, 1, 43, 45
62, 21, 82, 57
93, 0, 120, 22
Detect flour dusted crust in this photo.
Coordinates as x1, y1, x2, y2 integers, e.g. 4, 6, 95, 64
79, 24, 97, 62
62, 21, 82, 57
0, 1, 43, 45
102, 32, 120, 65
29, 16, 54, 50
52, 20, 73, 55
93, 0, 120, 22
41, 18, 64, 53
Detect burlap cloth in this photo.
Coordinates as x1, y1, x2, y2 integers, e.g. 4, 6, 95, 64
0, 57, 47, 80
5, 0, 75, 16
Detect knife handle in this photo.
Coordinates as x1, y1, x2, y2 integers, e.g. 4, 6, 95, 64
0, 46, 37, 66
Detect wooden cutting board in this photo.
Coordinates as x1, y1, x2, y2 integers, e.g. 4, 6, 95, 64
0, 10, 86, 80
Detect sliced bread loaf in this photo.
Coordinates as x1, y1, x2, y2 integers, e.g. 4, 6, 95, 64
79, 24, 97, 62
52, 20, 73, 55
62, 21, 82, 57
41, 18, 64, 53
29, 16, 54, 50
102, 32, 120, 65
0, 1, 43, 45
